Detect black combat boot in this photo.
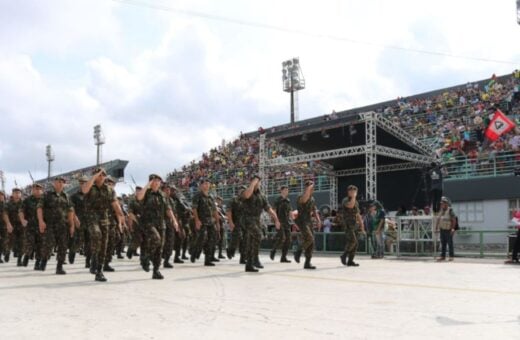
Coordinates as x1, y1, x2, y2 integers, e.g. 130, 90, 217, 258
254, 255, 264, 269
163, 257, 173, 268
294, 250, 302, 263
270, 249, 276, 261
152, 267, 164, 280
190, 251, 197, 263
22, 255, 30, 267
40, 259, 47, 271
68, 251, 76, 265
304, 257, 316, 270
280, 249, 291, 263
0, 255, 3, 264
218, 248, 225, 259
17, 255, 22, 267
226, 247, 234, 259
245, 259, 258, 272
181, 247, 188, 260
239, 253, 246, 264
56, 261, 66, 275
95, 265, 107, 282
204, 255, 215, 266
34, 259, 40, 270
103, 263, 115, 272
4, 252, 10, 262
141, 258, 151, 272
173, 252, 184, 264
340, 252, 348, 266
346, 254, 359, 267
126, 248, 133, 259
85, 255, 91, 269
117, 250, 124, 259
90, 256, 97, 274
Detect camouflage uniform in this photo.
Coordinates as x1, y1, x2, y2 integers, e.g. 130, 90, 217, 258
38, 189, 73, 272
104, 207, 119, 268
191, 191, 218, 264
241, 190, 270, 267
71, 190, 90, 265
226, 195, 244, 259
22, 195, 43, 267
140, 188, 171, 272
171, 194, 191, 260
0, 199, 9, 261
85, 183, 117, 274
340, 197, 360, 264
161, 195, 176, 266
127, 197, 145, 261
271, 195, 292, 261
295, 195, 316, 259
7, 198, 24, 264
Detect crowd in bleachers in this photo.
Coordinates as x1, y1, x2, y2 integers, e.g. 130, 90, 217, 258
167, 71, 520, 193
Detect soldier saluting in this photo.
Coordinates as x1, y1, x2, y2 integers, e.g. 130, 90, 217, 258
294, 180, 321, 270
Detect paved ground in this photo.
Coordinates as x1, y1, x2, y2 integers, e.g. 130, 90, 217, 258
0, 254, 519, 340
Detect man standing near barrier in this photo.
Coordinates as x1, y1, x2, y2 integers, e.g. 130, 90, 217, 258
339, 185, 365, 266
294, 180, 320, 269
435, 196, 456, 261
270, 185, 292, 263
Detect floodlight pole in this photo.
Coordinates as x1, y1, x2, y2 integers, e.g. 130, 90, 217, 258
45, 145, 55, 183
93, 124, 105, 166
290, 89, 295, 124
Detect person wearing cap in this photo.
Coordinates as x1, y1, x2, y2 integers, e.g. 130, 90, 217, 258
37, 176, 75, 274
294, 180, 320, 269
137, 174, 179, 279
102, 176, 124, 272
82, 167, 124, 282
339, 185, 365, 266
270, 185, 293, 263
126, 186, 145, 262
19, 183, 44, 269
160, 184, 176, 269
435, 196, 457, 261
226, 185, 246, 262
7, 187, 25, 267
0, 190, 14, 263
241, 175, 280, 272
71, 176, 91, 268
369, 200, 386, 259
170, 185, 191, 262
191, 178, 220, 266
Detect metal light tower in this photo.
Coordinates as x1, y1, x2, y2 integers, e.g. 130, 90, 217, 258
282, 57, 305, 124
93, 124, 105, 166
0, 170, 5, 192
45, 145, 55, 181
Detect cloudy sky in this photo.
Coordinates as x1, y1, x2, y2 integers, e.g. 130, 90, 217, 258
0, 0, 518, 193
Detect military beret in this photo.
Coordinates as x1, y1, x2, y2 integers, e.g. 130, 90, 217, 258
78, 175, 89, 183
135, 186, 143, 190
304, 180, 314, 187
347, 185, 358, 191
12, 188, 22, 192
32, 183, 44, 189
199, 177, 210, 184
92, 167, 107, 175
54, 176, 67, 182
149, 174, 163, 182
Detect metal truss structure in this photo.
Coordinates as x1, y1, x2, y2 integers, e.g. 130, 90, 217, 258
264, 145, 366, 167
334, 161, 424, 177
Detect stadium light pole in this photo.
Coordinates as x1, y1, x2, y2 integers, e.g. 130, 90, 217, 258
93, 124, 105, 166
282, 57, 305, 123
45, 145, 55, 182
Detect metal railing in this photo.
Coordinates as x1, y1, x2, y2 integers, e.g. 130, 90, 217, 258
444, 151, 519, 180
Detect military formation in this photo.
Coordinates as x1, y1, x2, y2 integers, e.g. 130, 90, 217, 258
0, 168, 365, 282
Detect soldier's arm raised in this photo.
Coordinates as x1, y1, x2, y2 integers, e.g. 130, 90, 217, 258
82, 171, 102, 194
300, 183, 313, 204
242, 178, 259, 200
136, 182, 151, 201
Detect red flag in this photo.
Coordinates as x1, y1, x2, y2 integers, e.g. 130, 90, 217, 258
485, 109, 516, 141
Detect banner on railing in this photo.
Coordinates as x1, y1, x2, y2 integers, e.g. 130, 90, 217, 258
485, 109, 516, 142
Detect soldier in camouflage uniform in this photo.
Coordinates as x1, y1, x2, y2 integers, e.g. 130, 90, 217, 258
0, 191, 13, 263
82, 168, 123, 282
160, 184, 176, 268
339, 185, 365, 267
191, 178, 220, 266
215, 196, 227, 260
7, 188, 25, 266
170, 185, 191, 261
127, 186, 145, 262
241, 175, 280, 272
20, 183, 44, 269
270, 185, 292, 263
71, 176, 90, 268
37, 176, 75, 274
226, 185, 246, 262
137, 174, 179, 279
103, 176, 124, 272
294, 180, 321, 270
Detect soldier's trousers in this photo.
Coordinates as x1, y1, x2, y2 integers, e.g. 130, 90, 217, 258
41, 224, 68, 263
68, 226, 81, 255
12, 224, 24, 256
24, 226, 41, 259
128, 222, 142, 254
272, 225, 291, 253
105, 223, 120, 265
192, 224, 217, 257
217, 226, 225, 252
228, 225, 243, 253
299, 224, 314, 258
244, 221, 262, 263
89, 218, 109, 267
173, 225, 186, 256
0, 225, 9, 257
81, 223, 91, 257
344, 225, 358, 258
145, 225, 165, 269
162, 227, 175, 259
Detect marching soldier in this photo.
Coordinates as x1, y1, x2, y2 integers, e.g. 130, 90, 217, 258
339, 185, 365, 267
191, 178, 220, 266
241, 175, 280, 272
71, 176, 90, 268
270, 185, 292, 263
136, 174, 179, 279
226, 185, 246, 263
37, 176, 75, 274
127, 186, 144, 260
215, 196, 227, 260
0, 191, 13, 263
294, 180, 321, 270
103, 176, 124, 272
82, 168, 123, 282
20, 183, 44, 269
161, 184, 176, 268
7, 188, 24, 266
170, 185, 190, 262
